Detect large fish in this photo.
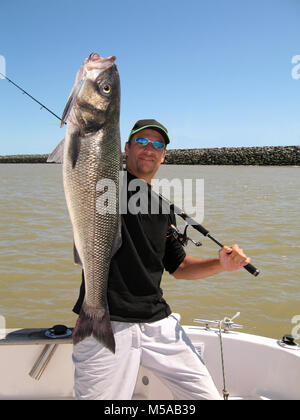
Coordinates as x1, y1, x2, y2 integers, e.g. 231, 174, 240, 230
51, 53, 121, 352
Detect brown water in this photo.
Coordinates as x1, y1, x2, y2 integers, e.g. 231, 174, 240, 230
0, 164, 299, 340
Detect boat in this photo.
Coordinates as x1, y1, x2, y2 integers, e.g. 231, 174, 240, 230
0, 313, 299, 400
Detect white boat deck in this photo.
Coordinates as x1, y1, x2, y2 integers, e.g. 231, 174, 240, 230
0, 326, 299, 400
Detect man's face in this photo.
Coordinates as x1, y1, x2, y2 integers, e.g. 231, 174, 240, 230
125, 128, 166, 182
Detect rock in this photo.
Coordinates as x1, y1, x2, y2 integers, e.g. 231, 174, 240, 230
0, 146, 299, 165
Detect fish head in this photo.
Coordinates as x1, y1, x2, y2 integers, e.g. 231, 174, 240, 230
61, 53, 120, 133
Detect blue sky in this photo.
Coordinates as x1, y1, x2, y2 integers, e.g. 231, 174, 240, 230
0, 0, 299, 155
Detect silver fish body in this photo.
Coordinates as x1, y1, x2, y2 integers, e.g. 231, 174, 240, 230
62, 53, 121, 352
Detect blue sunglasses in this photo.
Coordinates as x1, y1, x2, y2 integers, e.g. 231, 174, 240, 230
134, 137, 165, 149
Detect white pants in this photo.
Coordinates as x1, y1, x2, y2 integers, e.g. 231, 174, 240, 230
72, 313, 221, 400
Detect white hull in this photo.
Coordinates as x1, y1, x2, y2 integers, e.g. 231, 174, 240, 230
0, 324, 299, 400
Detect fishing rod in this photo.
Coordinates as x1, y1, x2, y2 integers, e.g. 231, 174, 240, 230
1, 71, 260, 276
162, 196, 260, 277
0, 71, 66, 125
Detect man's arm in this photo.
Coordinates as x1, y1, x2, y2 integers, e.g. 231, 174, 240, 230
172, 244, 251, 280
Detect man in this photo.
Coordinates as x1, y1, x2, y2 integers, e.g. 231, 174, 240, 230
72, 119, 251, 400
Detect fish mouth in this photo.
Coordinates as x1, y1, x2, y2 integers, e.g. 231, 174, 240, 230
86, 53, 116, 72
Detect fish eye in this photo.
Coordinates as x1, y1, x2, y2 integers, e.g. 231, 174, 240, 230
102, 84, 111, 95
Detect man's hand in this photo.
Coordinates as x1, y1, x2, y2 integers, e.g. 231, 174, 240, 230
172, 244, 251, 280
219, 244, 251, 272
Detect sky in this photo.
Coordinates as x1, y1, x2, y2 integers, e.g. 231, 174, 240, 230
0, 0, 299, 155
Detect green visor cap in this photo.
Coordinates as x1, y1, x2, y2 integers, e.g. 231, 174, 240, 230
128, 119, 170, 145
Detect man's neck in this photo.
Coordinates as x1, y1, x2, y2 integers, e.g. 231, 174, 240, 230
126, 167, 154, 185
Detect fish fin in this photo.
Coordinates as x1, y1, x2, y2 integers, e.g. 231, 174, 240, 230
47, 138, 65, 163
61, 77, 86, 126
73, 242, 82, 266
72, 304, 115, 353
60, 91, 74, 126
68, 134, 81, 168
92, 309, 115, 353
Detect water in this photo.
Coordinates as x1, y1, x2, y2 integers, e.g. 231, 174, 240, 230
0, 164, 299, 340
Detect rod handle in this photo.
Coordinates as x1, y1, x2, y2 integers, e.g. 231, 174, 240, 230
188, 221, 210, 236
244, 263, 260, 277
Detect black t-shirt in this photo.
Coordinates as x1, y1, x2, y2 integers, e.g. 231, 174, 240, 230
73, 170, 186, 323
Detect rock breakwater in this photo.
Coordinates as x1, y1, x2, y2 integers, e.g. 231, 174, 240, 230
0, 154, 49, 163
164, 146, 300, 165
0, 146, 299, 165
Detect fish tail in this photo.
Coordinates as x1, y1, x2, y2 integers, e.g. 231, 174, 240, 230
72, 304, 115, 353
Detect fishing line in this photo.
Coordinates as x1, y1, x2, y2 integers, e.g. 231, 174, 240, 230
0, 71, 66, 125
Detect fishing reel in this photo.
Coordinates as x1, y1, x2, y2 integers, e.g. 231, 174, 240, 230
167, 224, 202, 247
